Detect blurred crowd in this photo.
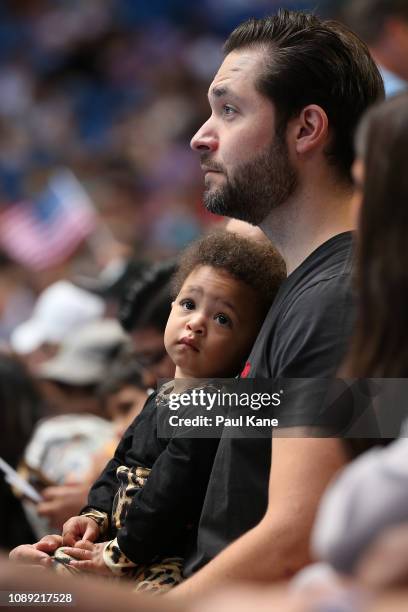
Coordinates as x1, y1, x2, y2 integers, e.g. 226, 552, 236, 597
1, 1, 408, 611
0, 0, 325, 280
2, 0, 406, 339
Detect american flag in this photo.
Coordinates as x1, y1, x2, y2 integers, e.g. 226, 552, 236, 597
0, 169, 96, 271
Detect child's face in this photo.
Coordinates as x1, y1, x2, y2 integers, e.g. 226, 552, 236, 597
164, 265, 262, 378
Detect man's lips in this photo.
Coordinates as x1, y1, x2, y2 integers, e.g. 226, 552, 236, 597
201, 165, 223, 174
178, 337, 199, 352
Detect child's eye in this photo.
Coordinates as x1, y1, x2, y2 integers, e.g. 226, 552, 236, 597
214, 313, 231, 327
180, 298, 195, 310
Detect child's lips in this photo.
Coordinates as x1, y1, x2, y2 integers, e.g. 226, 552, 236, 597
178, 337, 199, 352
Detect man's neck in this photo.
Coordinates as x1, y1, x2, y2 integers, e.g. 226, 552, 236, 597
260, 177, 354, 276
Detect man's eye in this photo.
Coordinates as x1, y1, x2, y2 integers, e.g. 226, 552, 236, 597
222, 105, 236, 116
180, 299, 195, 310
215, 313, 231, 327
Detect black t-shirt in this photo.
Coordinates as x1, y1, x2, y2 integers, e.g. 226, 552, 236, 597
183, 231, 355, 575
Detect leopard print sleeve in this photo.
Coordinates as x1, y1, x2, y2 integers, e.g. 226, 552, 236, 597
103, 537, 139, 577
80, 508, 109, 538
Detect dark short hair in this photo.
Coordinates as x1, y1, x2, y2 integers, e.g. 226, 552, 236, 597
119, 261, 176, 333
341, 0, 408, 45
224, 9, 385, 181
172, 231, 285, 320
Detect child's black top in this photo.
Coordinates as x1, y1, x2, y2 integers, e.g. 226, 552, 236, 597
81, 389, 219, 568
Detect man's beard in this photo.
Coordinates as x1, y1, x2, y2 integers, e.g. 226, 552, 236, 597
202, 133, 298, 225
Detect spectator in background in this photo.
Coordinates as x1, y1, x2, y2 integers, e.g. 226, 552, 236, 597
341, 0, 408, 97
119, 261, 177, 388
20, 319, 129, 532
77, 257, 148, 320
36, 318, 128, 417
98, 348, 148, 439
10, 280, 105, 372
84, 349, 149, 483
0, 252, 35, 345
19, 259, 178, 532
0, 354, 44, 550
312, 91, 408, 581
16, 349, 149, 533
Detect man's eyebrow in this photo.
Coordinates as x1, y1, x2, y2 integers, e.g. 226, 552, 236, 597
209, 86, 241, 101
210, 86, 229, 98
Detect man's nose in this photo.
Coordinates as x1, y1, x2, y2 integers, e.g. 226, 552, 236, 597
190, 118, 218, 152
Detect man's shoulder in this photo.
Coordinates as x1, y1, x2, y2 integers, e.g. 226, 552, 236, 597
282, 265, 352, 323
264, 231, 354, 330
284, 231, 353, 301
248, 232, 354, 378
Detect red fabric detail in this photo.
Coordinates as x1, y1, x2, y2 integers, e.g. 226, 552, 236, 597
240, 361, 251, 378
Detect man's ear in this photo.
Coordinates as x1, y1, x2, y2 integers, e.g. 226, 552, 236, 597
292, 105, 329, 156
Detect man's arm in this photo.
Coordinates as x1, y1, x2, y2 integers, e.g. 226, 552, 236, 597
169, 436, 347, 603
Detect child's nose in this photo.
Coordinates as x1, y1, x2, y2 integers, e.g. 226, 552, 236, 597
186, 312, 206, 334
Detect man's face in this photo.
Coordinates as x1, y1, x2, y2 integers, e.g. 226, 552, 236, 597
190, 48, 298, 225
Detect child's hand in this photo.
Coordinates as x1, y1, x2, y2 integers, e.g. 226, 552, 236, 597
62, 516, 100, 547
61, 541, 113, 576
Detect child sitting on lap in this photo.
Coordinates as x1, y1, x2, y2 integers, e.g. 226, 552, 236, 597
52, 232, 285, 592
